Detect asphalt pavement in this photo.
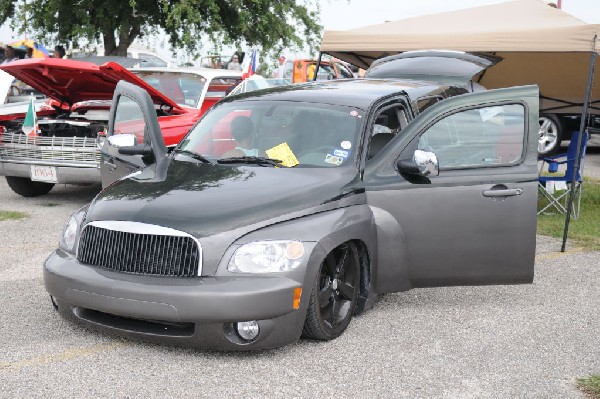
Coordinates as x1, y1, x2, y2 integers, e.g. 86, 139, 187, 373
0, 165, 599, 398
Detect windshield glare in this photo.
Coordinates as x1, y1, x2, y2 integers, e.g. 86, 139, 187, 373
179, 101, 363, 167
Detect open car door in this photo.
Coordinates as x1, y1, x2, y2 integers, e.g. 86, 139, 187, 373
100, 81, 168, 187
364, 85, 539, 292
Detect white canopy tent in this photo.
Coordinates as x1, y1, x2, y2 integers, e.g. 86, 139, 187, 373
320, 0, 599, 115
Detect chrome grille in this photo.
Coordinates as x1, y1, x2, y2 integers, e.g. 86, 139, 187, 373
77, 223, 201, 277
0, 132, 100, 165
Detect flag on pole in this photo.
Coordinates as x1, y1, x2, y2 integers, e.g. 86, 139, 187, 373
22, 95, 38, 136
241, 49, 258, 80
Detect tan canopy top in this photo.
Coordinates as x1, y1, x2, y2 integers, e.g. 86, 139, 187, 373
320, 0, 600, 114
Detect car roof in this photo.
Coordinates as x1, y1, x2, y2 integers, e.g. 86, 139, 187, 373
73, 56, 143, 68
222, 78, 457, 110
131, 66, 243, 80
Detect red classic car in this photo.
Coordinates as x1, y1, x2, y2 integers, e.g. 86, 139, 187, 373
0, 58, 242, 196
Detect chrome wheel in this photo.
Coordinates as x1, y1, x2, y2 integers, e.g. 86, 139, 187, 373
538, 116, 561, 155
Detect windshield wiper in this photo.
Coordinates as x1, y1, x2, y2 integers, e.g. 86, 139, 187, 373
217, 156, 289, 167
173, 149, 212, 164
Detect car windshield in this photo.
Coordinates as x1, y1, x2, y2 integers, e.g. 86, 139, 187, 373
178, 101, 364, 168
132, 71, 206, 108
227, 77, 270, 96
4, 79, 45, 104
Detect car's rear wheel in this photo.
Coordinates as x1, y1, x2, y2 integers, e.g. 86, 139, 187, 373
5, 176, 54, 197
302, 242, 360, 340
538, 114, 563, 156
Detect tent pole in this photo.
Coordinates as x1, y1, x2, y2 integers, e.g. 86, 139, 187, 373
313, 52, 323, 82
561, 35, 597, 252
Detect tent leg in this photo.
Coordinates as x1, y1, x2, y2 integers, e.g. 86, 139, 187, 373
561, 37, 597, 252
313, 52, 323, 82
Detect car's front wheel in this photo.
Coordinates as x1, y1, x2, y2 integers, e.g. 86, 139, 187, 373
538, 114, 563, 156
5, 176, 54, 197
302, 242, 360, 340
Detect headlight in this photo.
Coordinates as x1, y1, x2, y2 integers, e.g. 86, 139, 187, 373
228, 240, 305, 273
59, 206, 87, 254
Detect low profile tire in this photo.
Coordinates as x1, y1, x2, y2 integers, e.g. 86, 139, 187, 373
302, 242, 360, 341
538, 114, 563, 156
5, 176, 54, 197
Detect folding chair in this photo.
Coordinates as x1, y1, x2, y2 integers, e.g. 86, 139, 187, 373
538, 131, 589, 219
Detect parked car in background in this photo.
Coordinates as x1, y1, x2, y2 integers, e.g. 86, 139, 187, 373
0, 69, 47, 110
70, 46, 172, 67
133, 67, 242, 114
72, 55, 147, 68
200, 53, 245, 70
283, 59, 355, 83
227, 74, 271, 96
537, 113, 591, 156
43, 74, 539, 350
0, 58, 241, 197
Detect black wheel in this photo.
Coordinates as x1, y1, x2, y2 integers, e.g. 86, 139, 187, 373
5, 176, 54, 197
538, 114, 563, 156
302, 242, 360, 340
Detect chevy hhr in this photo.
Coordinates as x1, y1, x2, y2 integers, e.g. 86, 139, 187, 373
44, 78, 539, 350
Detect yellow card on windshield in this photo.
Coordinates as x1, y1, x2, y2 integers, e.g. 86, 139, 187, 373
266, 142, 299, 167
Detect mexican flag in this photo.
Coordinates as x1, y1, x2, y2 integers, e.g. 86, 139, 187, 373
22, 96, 37, 136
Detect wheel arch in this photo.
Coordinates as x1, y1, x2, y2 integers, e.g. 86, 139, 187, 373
238, 205, 378, 311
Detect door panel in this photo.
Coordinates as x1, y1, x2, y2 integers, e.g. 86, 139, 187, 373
100, 81, 167, 187
364, 85, 539, 291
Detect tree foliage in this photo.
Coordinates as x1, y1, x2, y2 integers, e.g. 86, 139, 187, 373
0, 0, 323, 56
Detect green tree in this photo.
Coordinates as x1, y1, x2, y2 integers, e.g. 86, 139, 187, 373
0, 0, 322, 56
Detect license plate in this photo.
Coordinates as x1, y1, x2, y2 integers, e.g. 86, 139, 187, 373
30, 165, 58, 183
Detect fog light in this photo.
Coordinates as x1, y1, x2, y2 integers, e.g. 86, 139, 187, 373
236, 321, 260, 341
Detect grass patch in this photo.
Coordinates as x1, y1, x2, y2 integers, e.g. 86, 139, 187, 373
578, 375, 600, 398
0, 210, 29, 221
537, 178, 600, 251
40, 203, 59, 207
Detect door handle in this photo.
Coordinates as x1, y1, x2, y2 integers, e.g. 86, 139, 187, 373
482, 188, 523, 197
104, 159, 117, 171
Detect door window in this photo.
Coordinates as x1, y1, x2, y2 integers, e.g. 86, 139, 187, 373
335, 62, 354, 78
113, 96, 147, 143
368, 104, 409, 159
418, 104, 525, 168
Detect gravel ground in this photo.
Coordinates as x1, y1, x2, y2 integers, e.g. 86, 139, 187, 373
0, 172, 599, 398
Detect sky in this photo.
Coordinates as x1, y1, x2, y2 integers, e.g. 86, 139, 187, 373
318, 0, 600, 30
1, 0, 600, 63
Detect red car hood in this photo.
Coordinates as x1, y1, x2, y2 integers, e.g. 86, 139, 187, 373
0, 58, 182, 110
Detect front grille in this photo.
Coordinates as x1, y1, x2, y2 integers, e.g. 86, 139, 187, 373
77, 224, 201, 277
0, 132, 100, 165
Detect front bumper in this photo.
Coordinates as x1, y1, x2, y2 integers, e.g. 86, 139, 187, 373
44, 250, 311, 350
0, 161, 101, 184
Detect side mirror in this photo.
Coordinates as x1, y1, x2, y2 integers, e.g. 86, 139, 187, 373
118, 144, 153, 157
397, 149, 439, 177
107, 133, 136, 148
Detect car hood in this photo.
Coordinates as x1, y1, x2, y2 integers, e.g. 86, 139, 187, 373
364, 50, 502, 87
0, 58, 182, 110
86, 160, 364, 238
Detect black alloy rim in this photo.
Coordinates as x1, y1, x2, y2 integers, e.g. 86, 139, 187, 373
317, 244, 358, 329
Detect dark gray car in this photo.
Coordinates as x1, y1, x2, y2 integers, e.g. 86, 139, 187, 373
44, 78, 540, 350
